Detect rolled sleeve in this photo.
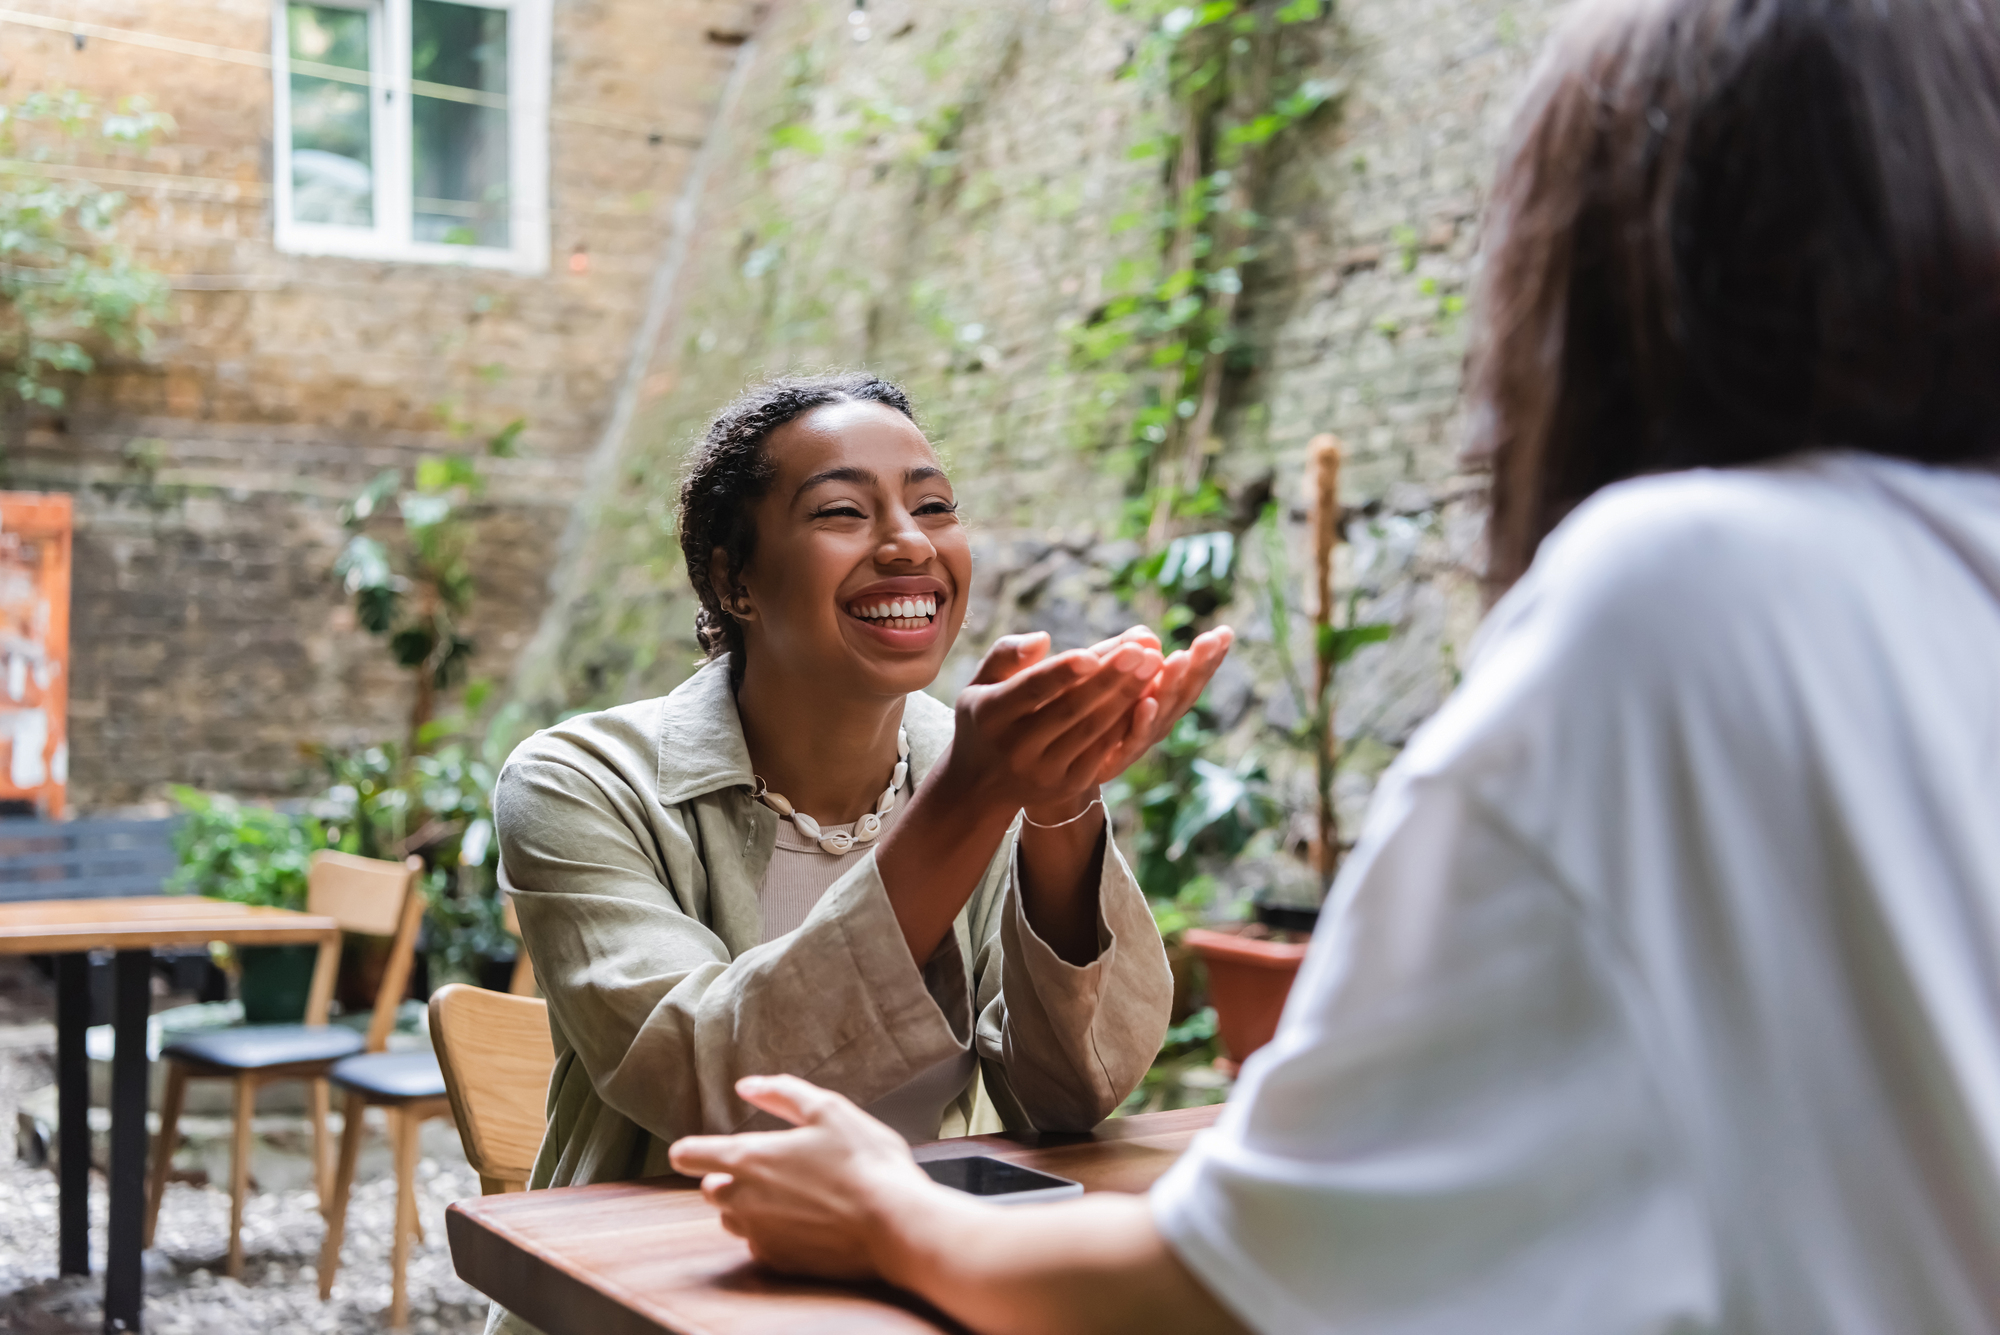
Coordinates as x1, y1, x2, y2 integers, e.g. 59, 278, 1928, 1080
974, 825, 1172, 1131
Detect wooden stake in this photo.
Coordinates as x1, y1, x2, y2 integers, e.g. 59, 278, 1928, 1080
1307, 433, 1343, 881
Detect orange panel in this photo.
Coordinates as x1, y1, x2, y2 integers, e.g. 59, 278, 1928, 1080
0, 494, 71, 817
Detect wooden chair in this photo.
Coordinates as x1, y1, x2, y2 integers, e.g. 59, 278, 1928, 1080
427, 984, 554, 1194
317, 894, 539, 1323
144, 850, 423, 1278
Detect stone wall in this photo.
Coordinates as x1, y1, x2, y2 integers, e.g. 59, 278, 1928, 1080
0, 0, 753, 804
517, 0, 1567, 838
0, 0, 1570, 815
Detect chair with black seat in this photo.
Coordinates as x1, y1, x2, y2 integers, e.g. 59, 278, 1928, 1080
310, 891, 536, 1319
144, 850, 425, 1278
316, 958, 456, 1324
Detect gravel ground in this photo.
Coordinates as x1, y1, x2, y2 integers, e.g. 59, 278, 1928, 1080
0, 961, 490, 1335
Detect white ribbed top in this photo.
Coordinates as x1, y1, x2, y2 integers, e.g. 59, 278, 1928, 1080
757, 777, 907, 942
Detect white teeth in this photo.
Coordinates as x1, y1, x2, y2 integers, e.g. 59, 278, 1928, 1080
849, 596, 941, 622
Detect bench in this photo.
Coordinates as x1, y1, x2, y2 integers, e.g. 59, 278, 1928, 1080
0, 815, 228, 1005
0, 817, 180, 904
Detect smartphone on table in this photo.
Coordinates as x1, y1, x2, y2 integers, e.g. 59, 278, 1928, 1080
919, 1154, 1084, 1205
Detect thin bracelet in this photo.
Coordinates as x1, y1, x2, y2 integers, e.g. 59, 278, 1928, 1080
1021, 797, 1105, 830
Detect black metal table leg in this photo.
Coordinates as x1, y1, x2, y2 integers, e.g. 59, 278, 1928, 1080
55, 952, 90, 1276
103, 949, 150, 1334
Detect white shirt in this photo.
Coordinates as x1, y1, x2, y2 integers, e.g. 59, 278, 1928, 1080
1153, 453, 2000, 1334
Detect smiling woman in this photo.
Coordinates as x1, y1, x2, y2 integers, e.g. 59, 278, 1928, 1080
491, 374, 1231, 1254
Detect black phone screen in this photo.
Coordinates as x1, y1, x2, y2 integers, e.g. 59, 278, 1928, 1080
919, 1154, 1080, 1197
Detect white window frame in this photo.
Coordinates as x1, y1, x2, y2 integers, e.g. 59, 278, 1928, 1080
272, 0, 550, 274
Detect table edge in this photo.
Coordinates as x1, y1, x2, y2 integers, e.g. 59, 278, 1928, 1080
448, 1205, 680, 1335
0, 897, 342, 954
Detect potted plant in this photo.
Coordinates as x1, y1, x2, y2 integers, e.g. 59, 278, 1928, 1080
1182, 435, 1393, 1067
325, 435, 526, 993
168, 788, 327, 1022
1119, 710, 1289, 1061
1115, 443, 1398, 1071
307, 729, 515, 1001
1182, 915, 1313, 1070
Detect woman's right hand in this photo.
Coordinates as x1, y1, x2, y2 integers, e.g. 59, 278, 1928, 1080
935, 632, 1165, 819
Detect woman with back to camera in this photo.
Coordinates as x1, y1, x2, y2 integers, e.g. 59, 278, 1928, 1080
667, 0, 2000, 1331
496, 374, 1231, 1192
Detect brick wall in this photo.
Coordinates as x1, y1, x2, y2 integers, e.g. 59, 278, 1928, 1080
0, 0, 1568, 814
0, 0, 751, 804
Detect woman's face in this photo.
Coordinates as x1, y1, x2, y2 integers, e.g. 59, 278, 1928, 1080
727, 400, 972, 700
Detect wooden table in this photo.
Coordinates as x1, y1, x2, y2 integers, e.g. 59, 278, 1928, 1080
0, 896, 343, 1334
448, 1103, 1223, 1335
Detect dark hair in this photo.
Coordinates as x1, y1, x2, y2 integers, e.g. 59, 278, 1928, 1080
1467, 0, 2000, 591
677, 373, 917, 676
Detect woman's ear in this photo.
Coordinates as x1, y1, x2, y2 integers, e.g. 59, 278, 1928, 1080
710, 548, 754, 622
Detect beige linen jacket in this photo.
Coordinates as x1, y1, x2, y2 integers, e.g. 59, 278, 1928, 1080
496, 657, 1174, 1189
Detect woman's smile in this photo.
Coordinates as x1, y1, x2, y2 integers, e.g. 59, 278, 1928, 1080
844, 576, 949, 643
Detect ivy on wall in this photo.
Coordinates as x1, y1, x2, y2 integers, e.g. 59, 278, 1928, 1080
0, 90, 172, 457
518, 0, 1355, 716
1073, 0, 1341, 541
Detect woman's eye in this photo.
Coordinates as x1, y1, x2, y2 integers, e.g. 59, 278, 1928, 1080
813, 504, 866, 520
916, 500, 958, 517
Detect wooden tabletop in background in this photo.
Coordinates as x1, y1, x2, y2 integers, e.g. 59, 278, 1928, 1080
0, 895, 341, 953
448, 1103, 1225, 1335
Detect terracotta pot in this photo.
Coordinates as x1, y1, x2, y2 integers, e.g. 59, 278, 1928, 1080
1184, 925, 1311, 1065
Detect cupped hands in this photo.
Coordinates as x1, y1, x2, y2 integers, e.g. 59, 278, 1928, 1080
941, 623, 1233, 824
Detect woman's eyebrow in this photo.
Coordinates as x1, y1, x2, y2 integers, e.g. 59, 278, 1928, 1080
793, 465, 876, 501
907, 465, 945, 484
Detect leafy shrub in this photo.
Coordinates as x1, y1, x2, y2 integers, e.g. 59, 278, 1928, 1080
303, 711, 516, 986
1110, 711, 1280, 906
167, 786, 327, 911
0, 90, 172, 440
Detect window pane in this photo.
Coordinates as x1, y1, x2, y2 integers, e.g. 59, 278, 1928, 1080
287, 4, 374, 228
411, 0, 510, 248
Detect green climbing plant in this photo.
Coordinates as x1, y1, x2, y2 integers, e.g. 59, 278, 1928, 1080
1076, 0, 1340, 539
332, 417, 523, 750
0, 89, 173, 454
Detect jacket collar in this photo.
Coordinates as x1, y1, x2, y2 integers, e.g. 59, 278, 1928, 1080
655, 655, 955, 807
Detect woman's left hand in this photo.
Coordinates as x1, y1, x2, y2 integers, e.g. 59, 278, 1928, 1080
1080, 625, 1235, 787
1014, 625, 1232, 828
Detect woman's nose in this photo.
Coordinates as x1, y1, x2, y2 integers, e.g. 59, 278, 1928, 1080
876, 510, 936, 564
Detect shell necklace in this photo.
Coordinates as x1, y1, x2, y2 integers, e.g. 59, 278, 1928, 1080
752, 727, 910, 855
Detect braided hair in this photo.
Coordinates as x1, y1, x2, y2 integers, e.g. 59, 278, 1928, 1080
677, 373, 918, 680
